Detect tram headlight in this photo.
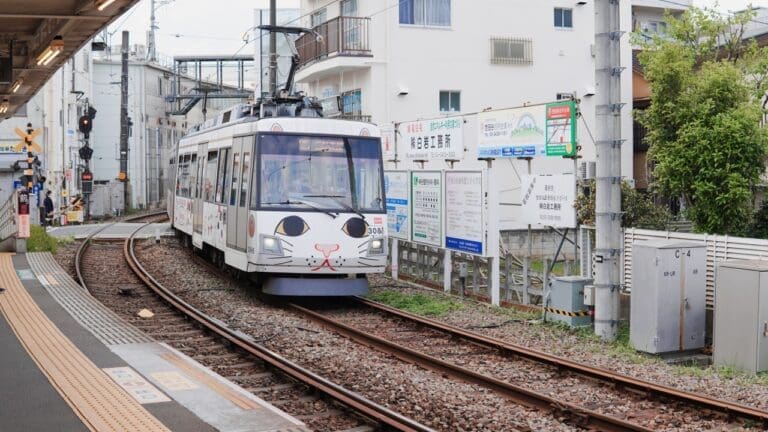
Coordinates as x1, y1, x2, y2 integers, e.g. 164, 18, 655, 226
368, 237, 386, 256
260, 235, 283, 255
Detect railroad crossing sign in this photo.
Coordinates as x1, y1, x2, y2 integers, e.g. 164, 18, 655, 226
13, 126, 42, 153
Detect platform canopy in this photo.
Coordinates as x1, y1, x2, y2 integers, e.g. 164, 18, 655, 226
0, 0, 140, 117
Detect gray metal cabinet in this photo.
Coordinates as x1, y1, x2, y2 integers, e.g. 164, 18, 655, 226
714, 260, 768, 374
630, 240, 706, 354
547, 276, 592, 327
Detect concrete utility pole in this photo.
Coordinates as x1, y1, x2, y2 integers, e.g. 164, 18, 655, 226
268, 0, 277, 96
148, 0, 157, 62
120, 31, 130, 210
594, 0, 623, 341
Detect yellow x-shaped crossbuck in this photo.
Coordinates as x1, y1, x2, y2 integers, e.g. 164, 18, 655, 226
13, 127, 42, 153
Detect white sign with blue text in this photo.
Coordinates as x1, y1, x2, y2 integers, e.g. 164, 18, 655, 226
521, 174, 577, 228
384, 171, 410, 240
445, 171, 485, 256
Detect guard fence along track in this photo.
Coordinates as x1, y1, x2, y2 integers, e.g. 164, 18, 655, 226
289, 297, 768, 432
116, 223, 433, 432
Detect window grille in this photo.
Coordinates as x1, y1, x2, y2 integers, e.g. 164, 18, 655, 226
490, 37, 533, 65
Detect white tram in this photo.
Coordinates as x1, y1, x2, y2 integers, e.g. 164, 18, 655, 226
167, 104, 388, 295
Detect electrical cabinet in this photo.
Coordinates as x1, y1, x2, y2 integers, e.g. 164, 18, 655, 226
630, 240, 706, 354
547, 276, 593, 327
714, 260, 768, 374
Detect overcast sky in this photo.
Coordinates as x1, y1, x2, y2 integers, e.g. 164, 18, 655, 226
106, 0, 768, 58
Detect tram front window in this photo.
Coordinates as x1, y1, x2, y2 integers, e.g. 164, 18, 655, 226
259, 134, 384, 212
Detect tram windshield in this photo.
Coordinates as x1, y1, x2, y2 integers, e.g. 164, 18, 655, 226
259, 134, 385, 213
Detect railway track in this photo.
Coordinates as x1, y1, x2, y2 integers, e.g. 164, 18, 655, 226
287, 297, 768, 431
98, 222, 432, 432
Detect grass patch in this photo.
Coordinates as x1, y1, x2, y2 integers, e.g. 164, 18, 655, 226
27, 225, 60, 253
368, 290, 463, 317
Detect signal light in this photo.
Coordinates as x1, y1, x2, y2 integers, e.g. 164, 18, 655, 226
118, 171, 126, 181
78, 115, 92, 135
81, 171, 93, 182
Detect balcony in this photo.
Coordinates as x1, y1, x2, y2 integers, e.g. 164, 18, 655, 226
295, 16, 373, 82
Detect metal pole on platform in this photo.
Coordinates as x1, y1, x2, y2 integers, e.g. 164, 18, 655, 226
594, 0, 623, 341
120, 31, 130, 211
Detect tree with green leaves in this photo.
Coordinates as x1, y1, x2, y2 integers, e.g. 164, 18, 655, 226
637, 7, 768, 235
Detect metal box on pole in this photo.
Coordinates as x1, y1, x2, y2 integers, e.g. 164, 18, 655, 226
629, 240, 706, 354
714, 260, 768, 374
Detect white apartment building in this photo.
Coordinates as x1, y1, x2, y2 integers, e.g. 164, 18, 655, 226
292, 0, 688, 227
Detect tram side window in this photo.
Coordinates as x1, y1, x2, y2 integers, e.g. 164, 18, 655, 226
189, 154, 198, 198
239, 151, 251, 208
204, 151, 218, 202
181, 154, 192, 198
175, 155, 183, 195
216, 148, 230, 204
229, 152, 241, 206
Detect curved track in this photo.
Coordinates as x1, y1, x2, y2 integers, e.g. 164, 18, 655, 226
120, 223, 432, 432
287, 296, 768, 431
348, 297, 768, 425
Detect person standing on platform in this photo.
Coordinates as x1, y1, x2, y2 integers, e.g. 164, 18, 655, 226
43, 190, 54, 227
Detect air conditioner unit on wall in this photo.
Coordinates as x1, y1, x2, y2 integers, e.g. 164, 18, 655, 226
578, 161, 596, 180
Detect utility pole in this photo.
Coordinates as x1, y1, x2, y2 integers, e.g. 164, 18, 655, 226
120, 31, 130, 211
148, 0, 157, 62
268, 0, 277, 96
594, 0, 624, 341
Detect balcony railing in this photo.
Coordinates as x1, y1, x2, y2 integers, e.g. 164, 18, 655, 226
296, 16, 372, 68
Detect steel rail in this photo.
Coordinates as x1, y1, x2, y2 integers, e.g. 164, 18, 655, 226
353, 296, 768, 427
289, 302, 652, 432
74, 210, 168, 287
122, 224, 433, 432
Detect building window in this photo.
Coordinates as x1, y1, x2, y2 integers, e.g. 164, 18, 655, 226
490, 37, 533, 64
639, 20, 667, 35
439, 91, 460, 113
341, 0, 357, 16
400, 0, 451, 27
311, 8, 327, 27
554, 8, 573, 28
342, 89, 362, 117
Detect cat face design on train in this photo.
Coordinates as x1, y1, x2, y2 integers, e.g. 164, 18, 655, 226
270, 215, 377, 271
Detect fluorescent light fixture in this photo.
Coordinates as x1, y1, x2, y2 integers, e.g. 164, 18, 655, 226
0, 99, 9, 114
36, 36, 64, 66
11, 79, 22, 94
97, 0, 118, 11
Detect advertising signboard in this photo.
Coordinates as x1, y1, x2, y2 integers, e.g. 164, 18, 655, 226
477, 101, 577, 158
545, 101, 577, 157
521, 174, 577, 228
445, 171, 485, 255
17, 189, 29, 238
401, 116, 463, 160
380, 124, 396, 161
411, 171, 442, 246
384, 171, 410, 240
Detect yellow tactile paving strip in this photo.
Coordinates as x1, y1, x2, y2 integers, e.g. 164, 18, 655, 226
0, 254, 171, 432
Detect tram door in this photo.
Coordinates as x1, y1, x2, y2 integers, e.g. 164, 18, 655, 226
226, 137, 243, 250
235, 136, 253, 251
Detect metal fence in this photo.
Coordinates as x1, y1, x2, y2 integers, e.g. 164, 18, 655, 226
0, 190, 17, 242
623, 228, 768, 308
391, 226, 591, 306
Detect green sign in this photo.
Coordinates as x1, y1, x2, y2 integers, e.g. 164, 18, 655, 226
545, 100, 577, 157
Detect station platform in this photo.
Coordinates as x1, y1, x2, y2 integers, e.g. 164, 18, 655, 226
0, 251, 308, 432
47, 222, 174, 240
